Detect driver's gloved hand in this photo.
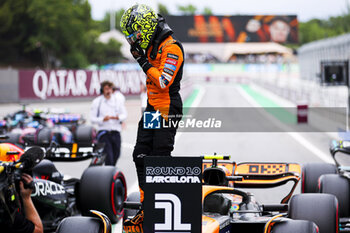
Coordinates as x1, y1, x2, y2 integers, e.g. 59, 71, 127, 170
130, 43, 152, 73
130, 43, 145, 58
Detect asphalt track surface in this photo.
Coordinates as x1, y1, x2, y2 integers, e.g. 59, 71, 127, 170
0, 81, 338, 232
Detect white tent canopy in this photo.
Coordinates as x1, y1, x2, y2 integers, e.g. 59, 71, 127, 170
183, 42, 293, 62
98, 29, 133, 60
98, 30, 293, 62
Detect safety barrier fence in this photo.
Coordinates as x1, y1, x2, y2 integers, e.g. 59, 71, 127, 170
0, 63, 346, 108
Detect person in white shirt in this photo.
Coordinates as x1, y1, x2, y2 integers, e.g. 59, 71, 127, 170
90, 81, 127, 166
112, 86, 126, 103
140, 82, 147, 113
113, 86, 127, 130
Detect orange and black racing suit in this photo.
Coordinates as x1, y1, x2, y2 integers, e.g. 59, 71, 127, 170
132, 34, 184, 202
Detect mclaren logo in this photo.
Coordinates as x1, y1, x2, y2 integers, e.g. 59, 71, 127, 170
154, 193, 191, 232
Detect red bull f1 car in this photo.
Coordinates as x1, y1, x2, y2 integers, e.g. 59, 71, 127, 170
0, 139, 126, 232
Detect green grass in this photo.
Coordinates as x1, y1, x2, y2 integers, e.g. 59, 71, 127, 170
240, 84, 296, 124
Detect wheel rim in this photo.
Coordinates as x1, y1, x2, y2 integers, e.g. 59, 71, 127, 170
111, 172, 127, 219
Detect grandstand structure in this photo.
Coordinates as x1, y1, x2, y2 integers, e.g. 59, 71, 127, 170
298, 33, 350, 81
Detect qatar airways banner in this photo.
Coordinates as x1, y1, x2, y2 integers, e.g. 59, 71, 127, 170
19, 69, 145, 100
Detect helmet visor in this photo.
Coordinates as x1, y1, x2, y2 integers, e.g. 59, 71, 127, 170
126, 30, 142, 45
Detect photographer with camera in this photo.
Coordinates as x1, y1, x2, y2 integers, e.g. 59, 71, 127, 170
1, 173, 43, 233
0, 143, 43, 233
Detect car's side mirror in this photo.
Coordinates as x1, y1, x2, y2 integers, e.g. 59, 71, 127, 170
330, 140, 350, 156
329, 140, 350, 167
330, 140, 340, 155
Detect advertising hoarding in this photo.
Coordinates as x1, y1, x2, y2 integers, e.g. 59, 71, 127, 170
18, 69, 144, 100
166, 15, 298, 44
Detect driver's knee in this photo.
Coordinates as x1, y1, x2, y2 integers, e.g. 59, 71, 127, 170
133, 153, 147, 167
133, 142, 151, 165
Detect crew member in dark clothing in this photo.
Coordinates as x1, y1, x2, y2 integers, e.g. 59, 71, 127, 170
2, 174, 43, 233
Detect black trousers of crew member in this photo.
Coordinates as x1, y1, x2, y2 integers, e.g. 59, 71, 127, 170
98, 131, 121, 166
132, 103, 182, 190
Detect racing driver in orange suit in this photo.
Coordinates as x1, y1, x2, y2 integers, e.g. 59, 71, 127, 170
120, 3, 184, 230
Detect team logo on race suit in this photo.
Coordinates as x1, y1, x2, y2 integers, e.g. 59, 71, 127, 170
143, 110, 161, 129
162, 72, 172, 81
164, 63, 176, 71
165, 58, 177, 66
163, 68, 174, 76
159, 76, 170, 88
167, 53, 179, 60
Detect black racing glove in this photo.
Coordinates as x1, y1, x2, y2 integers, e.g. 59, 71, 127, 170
131, 43, 152, 73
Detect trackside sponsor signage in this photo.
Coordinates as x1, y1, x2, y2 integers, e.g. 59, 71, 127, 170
166, 15, 298, 44
19, 69, 145, 100
144, 156, 202, 233
31, 180, 65, 196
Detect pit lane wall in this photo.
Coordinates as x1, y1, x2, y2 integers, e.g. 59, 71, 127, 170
0, 68, 19, 103
1, 63, 344, 107
185, 63, 347, 108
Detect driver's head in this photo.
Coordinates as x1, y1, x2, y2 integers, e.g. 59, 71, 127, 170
120, 4, 158, 49
100, 81, 113, 98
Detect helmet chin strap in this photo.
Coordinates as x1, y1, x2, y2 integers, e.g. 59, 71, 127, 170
149, 14, 173, 60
